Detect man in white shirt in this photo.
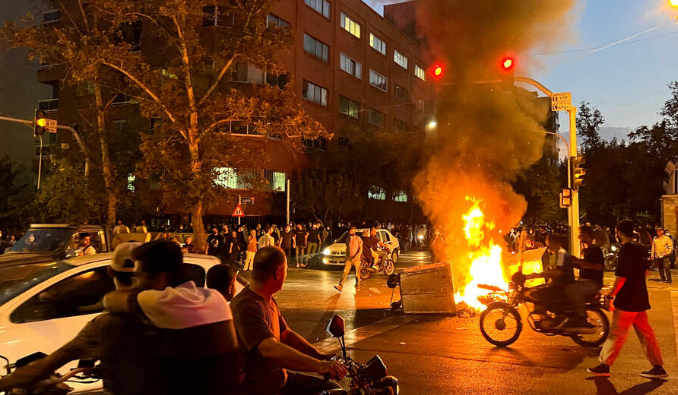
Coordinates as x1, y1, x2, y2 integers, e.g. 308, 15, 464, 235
651, 228, 673, 284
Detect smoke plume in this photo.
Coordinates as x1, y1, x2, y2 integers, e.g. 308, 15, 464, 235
413, 0, 577, 290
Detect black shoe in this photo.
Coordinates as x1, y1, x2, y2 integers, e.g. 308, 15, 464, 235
641, 366, 668, 379
567, 317, 594, 329
587, 363, 610, 377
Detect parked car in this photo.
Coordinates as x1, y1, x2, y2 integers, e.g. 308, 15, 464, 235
0, 252, 244, 393
315, 228, 400, 268
0, 224, 111, 267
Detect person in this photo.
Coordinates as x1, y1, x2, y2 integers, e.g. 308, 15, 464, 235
306, 223, 322, 263
112, 220, 130, 236
184, 236, 198, 253
206, 227, 221, 256
134, 220, 148, 233
361, 228, 387, 268
259, 226, 276, 248
651, 227, 673, 284
430, 228, 446, 263
0, 242, 166, 395
565, 225, 604, 328
231, 247, 346, 395
293, 224, 308, 268
76, 233, 96, 256
588, 219, 668, 379
278, 225, 294, 262
335, 226, 363, 292
207, 264, 237, 302
666, 229, 676, 269
226, 229, 241, 265
104, 240, 241, 394
245, 229, 258, 271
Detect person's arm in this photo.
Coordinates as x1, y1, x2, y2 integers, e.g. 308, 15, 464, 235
257, 338, 346, 378
0, 347, 78, 391
280, 328, 325, 360
102, 290, 142, 314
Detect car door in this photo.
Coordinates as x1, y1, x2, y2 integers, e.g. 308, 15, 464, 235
378, 230, 396, 250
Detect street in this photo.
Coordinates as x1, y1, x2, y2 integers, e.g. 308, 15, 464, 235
248, 251, 678, 395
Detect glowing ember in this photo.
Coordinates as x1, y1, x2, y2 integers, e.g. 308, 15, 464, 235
455, 197, 509, 309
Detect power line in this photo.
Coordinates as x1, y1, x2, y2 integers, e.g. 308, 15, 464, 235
530, 30, 678, 56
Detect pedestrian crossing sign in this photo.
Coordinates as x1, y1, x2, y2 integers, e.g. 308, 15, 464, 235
232, 204, 245, 217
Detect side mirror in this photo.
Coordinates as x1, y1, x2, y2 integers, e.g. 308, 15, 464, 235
387, 274, 399, 289
325, 314, 345, 338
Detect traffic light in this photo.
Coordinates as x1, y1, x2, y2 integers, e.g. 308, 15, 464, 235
34, 109, 47, 137
560, 188, 572, 208
500, 56, 515, 90
570, 156, 586, 190
430, 62, 444, 80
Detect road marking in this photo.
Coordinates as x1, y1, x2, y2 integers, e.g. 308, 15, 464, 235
314, 315, 418, 353
672, 291, 678, 360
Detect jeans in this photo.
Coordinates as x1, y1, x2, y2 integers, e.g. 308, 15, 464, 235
307, 243, 319, 263
295, 245, 307, 266
656, 257, 672, 283
339, 257, 362, 287
244, 251, 256, 270
280, 372, 342, 395
564, 279, 600, 318
600, 308, 663, 367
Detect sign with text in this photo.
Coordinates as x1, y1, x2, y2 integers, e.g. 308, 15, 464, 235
551, 92, 572, 111
241, 197, 255, 205
232, 204, 245, 217
46, 119, 58, 133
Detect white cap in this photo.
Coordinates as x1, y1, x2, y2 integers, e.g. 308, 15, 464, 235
111, 242, 142, 273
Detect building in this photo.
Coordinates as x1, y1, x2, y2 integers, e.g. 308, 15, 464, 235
31, 0, 435, 227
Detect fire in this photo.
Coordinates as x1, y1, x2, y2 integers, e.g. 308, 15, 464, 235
455, 197, 508, 309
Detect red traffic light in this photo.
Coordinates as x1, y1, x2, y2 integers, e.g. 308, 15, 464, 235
431, 63, 444, 79
501, 57, 514, 70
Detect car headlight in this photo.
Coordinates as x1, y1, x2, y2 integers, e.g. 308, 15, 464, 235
418, 234, 424, 240
323, 248, 331, 255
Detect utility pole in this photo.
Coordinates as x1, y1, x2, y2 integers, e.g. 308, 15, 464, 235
286, 178, 291, 225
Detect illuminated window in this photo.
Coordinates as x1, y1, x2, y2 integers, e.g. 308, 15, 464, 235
214, 167, 238, 189
414, 64, 426, 81
368, 187, 386, 200
369, 70, 387, 92
273, 172, 286, 191
127, 174, 136, 193
369, 33, 386, 55
394, 50, 408, 69
394, 191, 408, 202
340, 12, 361, 38
339, 96, 360, 118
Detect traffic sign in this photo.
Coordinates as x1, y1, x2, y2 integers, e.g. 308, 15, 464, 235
241, 197, 255, 205
232, 204, 245, 217
551, 92, 572, 111
45, 119, 57, 133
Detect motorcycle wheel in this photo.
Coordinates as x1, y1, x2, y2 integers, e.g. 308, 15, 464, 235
360, 263, 372, 280
570, 307, 610, 348
391, 250, 399, 263
479, 302, 522, 347
604, 256, 617, 272
384, 259, 395, 275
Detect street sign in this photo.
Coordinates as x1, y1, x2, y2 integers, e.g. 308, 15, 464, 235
232, 204, 245, 217
241, 197, 255, 205
551, 92, 572, 112
45, 119, 58, 133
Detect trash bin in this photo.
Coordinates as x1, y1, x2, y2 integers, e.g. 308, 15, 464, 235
399, 263, 456, 314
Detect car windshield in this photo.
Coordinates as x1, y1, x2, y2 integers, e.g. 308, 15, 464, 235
7, 229, 75, 253
335, 229, 369, 243
0, 262, 74, 307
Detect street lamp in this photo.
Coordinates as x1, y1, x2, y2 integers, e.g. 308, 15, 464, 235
426, 121, 437, 130
671, 0, 678, 7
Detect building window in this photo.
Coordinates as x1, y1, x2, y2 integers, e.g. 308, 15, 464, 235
338, 137, 350, 147
43, 9, 62, 24
266, 14, 289, 30
394, 191, 408, 202
273, 172, 286, 191
127, 174, 136, 193
340, 12, 361, 38
302, 80, 328, 106
203, 6, 234, 27
414, 96, 425, 112
230, 121, 259, 135
112, 119, 129, 132
394, 84, 408, 102
369, 33, 386, 55
149, 173, 162, 190
231, 62, 264, 84
414, 64, 426, 81
303, 34, 329, 62
368, 186, 386, 200
214, 167, 238, 189
369, 70, 387, 92
305, 0, 330, 18
266, 72, 289, 89
368, 109, 385, 127
111, 94, 134, 106
394, 50, 408, 69
303, 138, 328, 151
339, 53, 361, 79
393, 118, 407, 133
339, 96, 360, 119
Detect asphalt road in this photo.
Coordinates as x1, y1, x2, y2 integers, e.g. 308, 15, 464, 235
239, 251, 678, 395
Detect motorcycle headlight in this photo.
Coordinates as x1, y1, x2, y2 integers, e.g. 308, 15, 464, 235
611, 245, 617, 252
375, 376, 399, 394
323, 248, 331, 255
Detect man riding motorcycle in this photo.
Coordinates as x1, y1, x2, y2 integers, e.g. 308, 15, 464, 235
566, 226, 605, 328
361, 228, 388, 269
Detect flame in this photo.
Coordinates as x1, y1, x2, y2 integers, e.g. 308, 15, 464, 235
455, 197, 508, 309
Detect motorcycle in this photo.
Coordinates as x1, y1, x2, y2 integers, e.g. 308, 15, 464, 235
478, 271, 610, 348
359, 247, 395, 280
604, 244, 620, 271
0, 353, 100, 395
319, 315, 399, 395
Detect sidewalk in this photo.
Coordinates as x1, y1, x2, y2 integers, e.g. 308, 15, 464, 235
316, 287, 678, 394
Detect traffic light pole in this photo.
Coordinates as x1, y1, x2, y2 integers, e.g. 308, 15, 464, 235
37, 134, 43, 191
514, 77, 580, 257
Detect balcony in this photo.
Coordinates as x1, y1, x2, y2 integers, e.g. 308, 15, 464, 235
37, 63, 65, 84
38, 99, 59, 112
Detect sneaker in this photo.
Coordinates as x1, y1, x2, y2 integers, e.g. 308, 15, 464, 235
641, 366, 668, 379
587, 363, 610, 377
334, 285, 343, 292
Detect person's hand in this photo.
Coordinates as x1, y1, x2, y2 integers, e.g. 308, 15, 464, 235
316, 360, 348, 380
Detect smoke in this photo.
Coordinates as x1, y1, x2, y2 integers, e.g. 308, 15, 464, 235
412, 0, 577, 290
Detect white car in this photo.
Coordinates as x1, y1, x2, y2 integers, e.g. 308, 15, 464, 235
0, 253, 241, 393
320, 229, 400, 267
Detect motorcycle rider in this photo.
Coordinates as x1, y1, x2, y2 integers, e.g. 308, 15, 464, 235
0, 242, 165, 395
565, 225, 604, 328
361, 228, 388, 269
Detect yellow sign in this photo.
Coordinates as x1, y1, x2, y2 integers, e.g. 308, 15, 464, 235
551, 92, 572, 111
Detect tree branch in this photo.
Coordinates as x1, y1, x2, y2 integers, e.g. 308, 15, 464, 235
198, 55, 238, 106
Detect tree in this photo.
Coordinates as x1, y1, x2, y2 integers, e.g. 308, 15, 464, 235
576, 102, 604, 149
0, 156, 32, 229
291, 168, 362, 225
